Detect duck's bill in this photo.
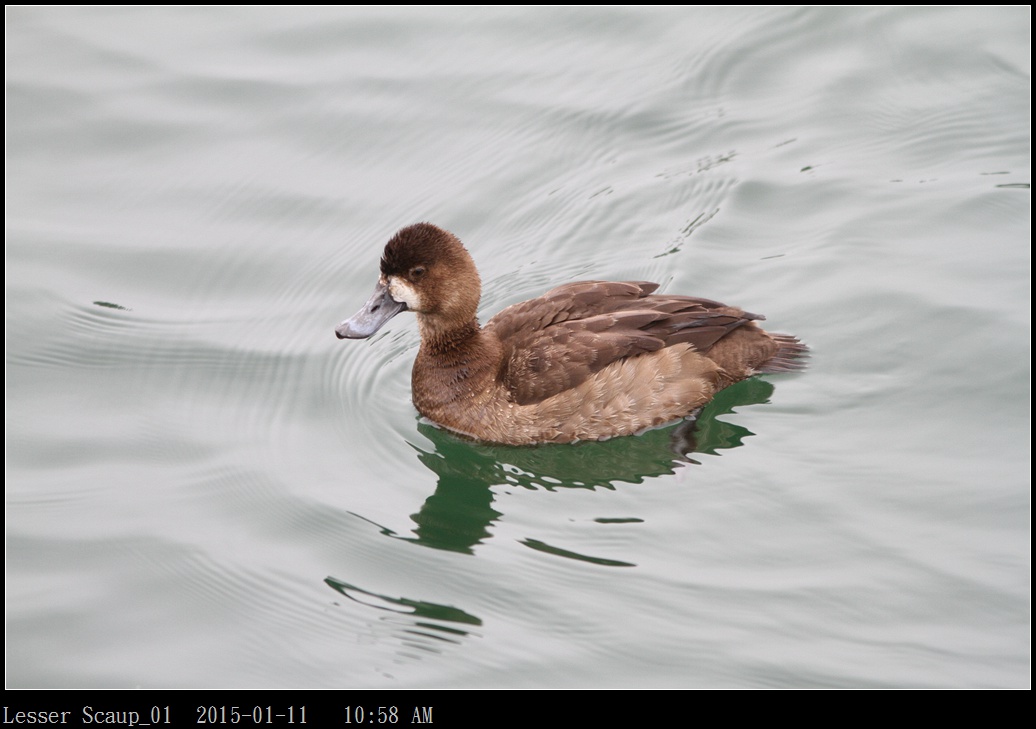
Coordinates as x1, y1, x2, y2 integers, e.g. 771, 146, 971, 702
335, 281, 406, 339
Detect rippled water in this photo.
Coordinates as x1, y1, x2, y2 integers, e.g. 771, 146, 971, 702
6, 6, 1029, 688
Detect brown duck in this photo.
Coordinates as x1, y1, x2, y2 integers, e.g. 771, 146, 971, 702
336, 223, 807, 445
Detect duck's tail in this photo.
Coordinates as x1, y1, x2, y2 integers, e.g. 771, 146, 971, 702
758, 334, 810, 373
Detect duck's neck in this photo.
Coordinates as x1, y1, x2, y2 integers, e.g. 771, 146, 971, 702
416, 315, 482, 357
412, 316, 500, 418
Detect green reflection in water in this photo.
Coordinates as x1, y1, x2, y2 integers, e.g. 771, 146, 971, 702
325, 576, 482, 628
386, 377, 777, 556
521, 538, 636, 567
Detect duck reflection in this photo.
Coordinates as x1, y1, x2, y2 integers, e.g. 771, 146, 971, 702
324, 577, 482, 658
368, 377, 776, 554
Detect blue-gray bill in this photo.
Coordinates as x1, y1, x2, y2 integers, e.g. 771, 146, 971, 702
335, 281, 406, 339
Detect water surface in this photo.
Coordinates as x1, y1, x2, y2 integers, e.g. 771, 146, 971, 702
6, 6, 1029, 688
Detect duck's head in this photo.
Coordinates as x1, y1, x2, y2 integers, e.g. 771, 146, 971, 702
335, 223, 481, 340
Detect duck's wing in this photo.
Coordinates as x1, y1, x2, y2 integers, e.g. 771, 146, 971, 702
486, 281, 759, 405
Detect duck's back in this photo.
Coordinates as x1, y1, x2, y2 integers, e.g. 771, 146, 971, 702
486, 280, 801, 406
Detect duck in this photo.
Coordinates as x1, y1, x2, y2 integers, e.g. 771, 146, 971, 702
335, 223, 807, 446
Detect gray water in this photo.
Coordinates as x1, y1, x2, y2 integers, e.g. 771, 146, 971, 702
6, 6, 1029, 688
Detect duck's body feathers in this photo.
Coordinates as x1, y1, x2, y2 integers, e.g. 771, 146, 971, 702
488, 280, 767, 407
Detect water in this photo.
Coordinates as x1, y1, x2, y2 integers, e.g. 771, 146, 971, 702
6, 6, 1029, 688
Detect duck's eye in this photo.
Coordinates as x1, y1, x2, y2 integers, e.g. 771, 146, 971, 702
409, 266, 426, 279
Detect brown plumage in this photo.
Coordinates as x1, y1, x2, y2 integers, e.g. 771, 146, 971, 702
336, 223, 808, 445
